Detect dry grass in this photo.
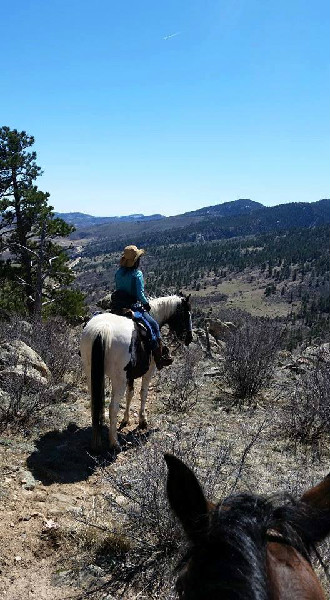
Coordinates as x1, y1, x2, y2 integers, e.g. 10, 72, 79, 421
156, 344, 203, 413
280, 350, 330, 450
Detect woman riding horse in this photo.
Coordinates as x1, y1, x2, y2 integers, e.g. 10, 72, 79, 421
112, 244, 173, 370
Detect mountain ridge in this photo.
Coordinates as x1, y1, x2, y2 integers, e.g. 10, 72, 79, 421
56, 198, 264, 227
54, 211, 165, 227
72, 198, 330, 255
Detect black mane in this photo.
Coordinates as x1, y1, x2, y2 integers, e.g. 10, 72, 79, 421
176, 492, 319, 600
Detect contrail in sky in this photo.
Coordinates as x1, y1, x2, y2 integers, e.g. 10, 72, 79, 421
163, 32, 181, 40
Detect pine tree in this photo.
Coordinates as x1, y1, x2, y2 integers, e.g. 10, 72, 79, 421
0, 126, 78, 319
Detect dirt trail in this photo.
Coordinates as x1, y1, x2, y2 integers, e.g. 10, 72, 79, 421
1, 370, 330, 599
0, 389, 150, 600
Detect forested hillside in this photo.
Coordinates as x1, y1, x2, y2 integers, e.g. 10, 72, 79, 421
79, 199, 330, 255
75, 223, 329, 345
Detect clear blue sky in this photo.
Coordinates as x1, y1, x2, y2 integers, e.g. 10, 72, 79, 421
2, 0, 329, 216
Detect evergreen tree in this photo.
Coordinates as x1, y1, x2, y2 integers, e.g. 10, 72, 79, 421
0, 126, 78, 319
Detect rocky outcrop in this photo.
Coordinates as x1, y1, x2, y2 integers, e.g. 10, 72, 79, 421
281, 343, 330, 374
97, 294, 112, 310
0, 340, 50, 389
206, 319, 237, 344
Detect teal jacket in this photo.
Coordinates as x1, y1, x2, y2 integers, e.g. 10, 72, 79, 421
115, 267, 148, 305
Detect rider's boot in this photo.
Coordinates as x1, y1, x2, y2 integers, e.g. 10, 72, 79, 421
153, 340, 173, 370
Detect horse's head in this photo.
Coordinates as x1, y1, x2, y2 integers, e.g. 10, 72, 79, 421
167, 293, 193, 346
165, 454, 330, 600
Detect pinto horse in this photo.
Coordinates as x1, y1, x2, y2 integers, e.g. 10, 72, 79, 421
80, 295, 192, 452
165, 454, 330, 600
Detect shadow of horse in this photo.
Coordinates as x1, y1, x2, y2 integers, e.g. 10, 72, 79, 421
26, 423, 158, 485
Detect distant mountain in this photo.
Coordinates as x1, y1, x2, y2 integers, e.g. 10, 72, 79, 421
183, 199, 264, 217
55, 211, 165, 227
76, 198, 330, 256
57, 199, 263, 228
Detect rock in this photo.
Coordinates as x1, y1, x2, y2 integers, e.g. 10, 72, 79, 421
87, 564, 104, 576
20, 470, 36, 491
52, 492, 72, 504
34, 491, 47, 502
206, 319, 237, 343
0, 340, 50, 378
204, 368, 223, 377
97, 294, 112, 310
0, 340, 50, 389
283, 363, 306, 374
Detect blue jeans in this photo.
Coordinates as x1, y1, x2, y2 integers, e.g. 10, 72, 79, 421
133, 308, 160, 350
142, 311, 160, 340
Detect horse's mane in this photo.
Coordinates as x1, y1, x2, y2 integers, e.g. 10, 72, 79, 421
149, 295, 182, 325
177, 492, 318, 600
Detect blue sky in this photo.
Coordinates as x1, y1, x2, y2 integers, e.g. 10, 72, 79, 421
2, 0, 329, 216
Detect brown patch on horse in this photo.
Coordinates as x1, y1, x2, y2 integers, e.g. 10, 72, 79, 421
267, 542, 326, 600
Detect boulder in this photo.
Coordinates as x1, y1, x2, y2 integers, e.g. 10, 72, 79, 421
206, 319, 237, 343
0, 340, 50, 388
97, 293, 112, 310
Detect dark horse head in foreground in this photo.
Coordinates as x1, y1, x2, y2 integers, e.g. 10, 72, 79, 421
165, 454, 330, 600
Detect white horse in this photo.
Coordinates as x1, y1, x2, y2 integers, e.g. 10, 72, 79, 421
80, 294, 193, 452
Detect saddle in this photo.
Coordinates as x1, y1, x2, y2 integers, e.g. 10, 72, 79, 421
109, 290, 153, 382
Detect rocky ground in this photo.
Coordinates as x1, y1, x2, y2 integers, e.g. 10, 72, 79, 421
1, 329, 330, 599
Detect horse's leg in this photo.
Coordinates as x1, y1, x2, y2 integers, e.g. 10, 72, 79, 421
121, 380, 134, 427
139, 364, 156, 429
109, 376, 127, 450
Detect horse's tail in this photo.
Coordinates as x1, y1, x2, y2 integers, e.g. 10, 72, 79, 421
91, 332, 105, 452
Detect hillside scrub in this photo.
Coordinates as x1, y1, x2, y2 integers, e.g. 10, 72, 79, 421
281, 349, 330, 449
223, 318, 283, 403
156, 344, 203, 413
0, 316, 81, 431
75, 422, 262, 599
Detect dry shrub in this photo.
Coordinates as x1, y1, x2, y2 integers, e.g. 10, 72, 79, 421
0, 365, 48, 430
223, 318, 283, 403
0, 362, 71, 432
281, 353, 330, 448
156, 344, 203, 413
0, 315, 81, 431
73, 423, 263, 599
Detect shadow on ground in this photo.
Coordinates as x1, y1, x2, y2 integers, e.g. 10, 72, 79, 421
26, 423, 157, 485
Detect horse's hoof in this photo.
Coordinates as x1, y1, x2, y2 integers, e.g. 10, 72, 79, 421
120, 418, 130, 429
139, 418, 148, 430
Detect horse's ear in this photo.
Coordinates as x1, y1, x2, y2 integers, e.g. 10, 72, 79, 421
165, 454, 209, 542
180, 292, 191, 303
300, 473, 330, 542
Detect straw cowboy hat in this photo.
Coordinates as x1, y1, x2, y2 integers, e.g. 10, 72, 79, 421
120, 245, 145, 268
